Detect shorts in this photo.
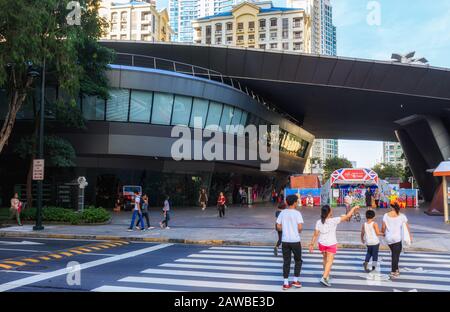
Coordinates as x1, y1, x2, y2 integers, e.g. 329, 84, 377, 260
318, 243, 337, 254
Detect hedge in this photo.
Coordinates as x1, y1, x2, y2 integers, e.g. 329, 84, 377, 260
20, 206, 111, 225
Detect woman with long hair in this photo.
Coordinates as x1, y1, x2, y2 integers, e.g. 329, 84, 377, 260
381, 202, 412, 279
309, 205, 360, 287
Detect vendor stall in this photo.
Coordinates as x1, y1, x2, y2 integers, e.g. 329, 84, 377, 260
433, 161, 450, 223
329, 168, 379, 207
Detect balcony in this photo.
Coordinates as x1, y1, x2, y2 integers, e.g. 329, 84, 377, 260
259, 26, 266, 32
236, 39, 244, 44
236, 28, 244, 34
248, 38, 255, 44
215, 30, 222, 35
248, 28, 255, 33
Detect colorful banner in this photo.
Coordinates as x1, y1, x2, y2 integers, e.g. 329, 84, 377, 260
331, 168, 379, 185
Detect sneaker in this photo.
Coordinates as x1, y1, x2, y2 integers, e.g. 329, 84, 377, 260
282, 283, 291, 290
127, 228, 133, 232
320, 277, 331, 287
149, 226, 156, 230
389, 272, 400, 279
273, 246, 278, 257
165, 226, 171, 229
363, 262, 370, 273
292, 281, 302, 288
159, 222, 163, 229
135, 226, 140, 230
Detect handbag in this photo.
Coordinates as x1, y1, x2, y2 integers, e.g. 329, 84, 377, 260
402, 223, 412, 247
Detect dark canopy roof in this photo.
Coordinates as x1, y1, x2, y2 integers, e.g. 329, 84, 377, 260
101, 41, 450, 141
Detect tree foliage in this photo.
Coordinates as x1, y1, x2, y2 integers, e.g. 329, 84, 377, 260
372, 163, 405, 181
0, 0, 113, 153
323, 156, 353, 181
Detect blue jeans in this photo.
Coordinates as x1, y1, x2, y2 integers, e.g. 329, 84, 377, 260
129, 210, 144, 229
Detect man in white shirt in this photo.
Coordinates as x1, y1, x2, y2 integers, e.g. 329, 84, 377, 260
128, 191, 144, 231
276, 195, 304, 290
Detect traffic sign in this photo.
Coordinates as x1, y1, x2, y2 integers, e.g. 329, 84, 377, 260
32, 159, 45, 181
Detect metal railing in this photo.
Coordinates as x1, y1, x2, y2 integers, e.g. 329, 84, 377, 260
113, 52, 301, 126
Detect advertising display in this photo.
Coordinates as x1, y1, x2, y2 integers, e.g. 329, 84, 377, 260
285, 188, 321, 206
331, 168, 379, 185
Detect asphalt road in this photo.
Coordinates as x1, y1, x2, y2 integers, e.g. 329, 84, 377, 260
1, 237, 450, 292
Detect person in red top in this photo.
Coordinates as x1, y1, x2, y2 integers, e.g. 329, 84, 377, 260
217, 192, 226, 218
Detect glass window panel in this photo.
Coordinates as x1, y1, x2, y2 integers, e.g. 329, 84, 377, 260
82, 95, 105, 121
205, 101, 222, 130
229, 108, 242, 134
238, 111, 248, 135
130, 90, 152, 123
151, 92, 173, 125
106, 88, 129, 121
219, 105, 233, 131
189, 98, 209, 128
171, 95, 192, 126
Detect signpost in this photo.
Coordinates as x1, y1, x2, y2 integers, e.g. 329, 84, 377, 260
32, 159, 45, 181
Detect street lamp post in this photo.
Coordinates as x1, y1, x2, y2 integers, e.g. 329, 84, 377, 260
33, 59, 46, 231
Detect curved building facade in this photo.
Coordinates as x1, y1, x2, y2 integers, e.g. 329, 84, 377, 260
0, 56, 314, 208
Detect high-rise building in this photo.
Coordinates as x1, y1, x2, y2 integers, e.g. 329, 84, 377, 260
170, 0, 256, 42
100, 0, 173, 42
290, 0, 338, 176
192, 1, 312, 53
383, 142, 406, 167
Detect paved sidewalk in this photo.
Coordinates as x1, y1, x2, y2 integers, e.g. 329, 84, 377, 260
1, 204, 449, 252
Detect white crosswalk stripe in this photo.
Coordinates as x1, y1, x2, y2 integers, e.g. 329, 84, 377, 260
91, 246, 450, 292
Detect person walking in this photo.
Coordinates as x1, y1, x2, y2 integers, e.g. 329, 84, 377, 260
128, 191, 144, 232
136, 194, 155, 230
273, 202, 286, 257
10, 193, 22, 226
381, 202, 412, 279
217, 192, 226, 218
361, 210, 383, 272
199, 188, 208, 211
365, 187, 373, 210
309, 205, 360, 287
374, 189, 381, 208
160, 195, 171, 229
276, 195, 304, 290
272, 189, 278, 204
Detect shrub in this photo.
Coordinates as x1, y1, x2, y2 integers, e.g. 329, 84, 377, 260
20, 206, 110, 225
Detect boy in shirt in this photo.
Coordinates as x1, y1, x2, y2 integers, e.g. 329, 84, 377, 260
276, 194, 304, 290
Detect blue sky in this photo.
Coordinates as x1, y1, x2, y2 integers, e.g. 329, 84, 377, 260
154, 0, 450, 167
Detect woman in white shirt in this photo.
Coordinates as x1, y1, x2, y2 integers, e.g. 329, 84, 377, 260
381, 202, 412, 278
309, 204, 360, 287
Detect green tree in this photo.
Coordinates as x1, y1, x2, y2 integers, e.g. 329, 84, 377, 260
0, 0, 112, 154
323, 157, 353, 180
372, 163, 405, 181
1, 0, 114, 208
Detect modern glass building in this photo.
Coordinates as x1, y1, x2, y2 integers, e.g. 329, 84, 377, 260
0, 44, 314, 209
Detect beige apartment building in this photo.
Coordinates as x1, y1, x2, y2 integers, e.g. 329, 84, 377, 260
192, 1, 312, 53
99, 0, 172, 42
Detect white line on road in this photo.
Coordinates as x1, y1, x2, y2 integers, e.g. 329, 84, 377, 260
188, 254, 450, 268
0, 270, 41, 275
0, 240, 44, 246
119, 276, 374, 292
201, 250, 450, 263
0, 248, 51, 253
138, 268, 450, 291
0, 243, 172, 292
158, 263, 450, 284
175, 258, 450, 276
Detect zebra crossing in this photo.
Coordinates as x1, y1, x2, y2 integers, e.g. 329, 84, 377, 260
92, 245, 450, 292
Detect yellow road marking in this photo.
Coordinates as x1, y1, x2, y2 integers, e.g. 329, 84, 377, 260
48, 254, 63, 259
0, 264, 13, 269
96, 245, 110, 249
22, 258, 40, 263
2, 261, 26, 266
69, 249, 84, 254
39, 257, 51, 261
90, 247, 101, 250
103, 243, 118, 247
60, 252, 73, 257
77, 248, 92, 252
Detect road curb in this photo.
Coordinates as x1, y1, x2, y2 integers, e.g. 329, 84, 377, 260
0, 231, 445, 253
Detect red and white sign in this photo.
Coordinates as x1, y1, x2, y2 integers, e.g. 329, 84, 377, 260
32, 159, 45, 181
331, 168, 379, 185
